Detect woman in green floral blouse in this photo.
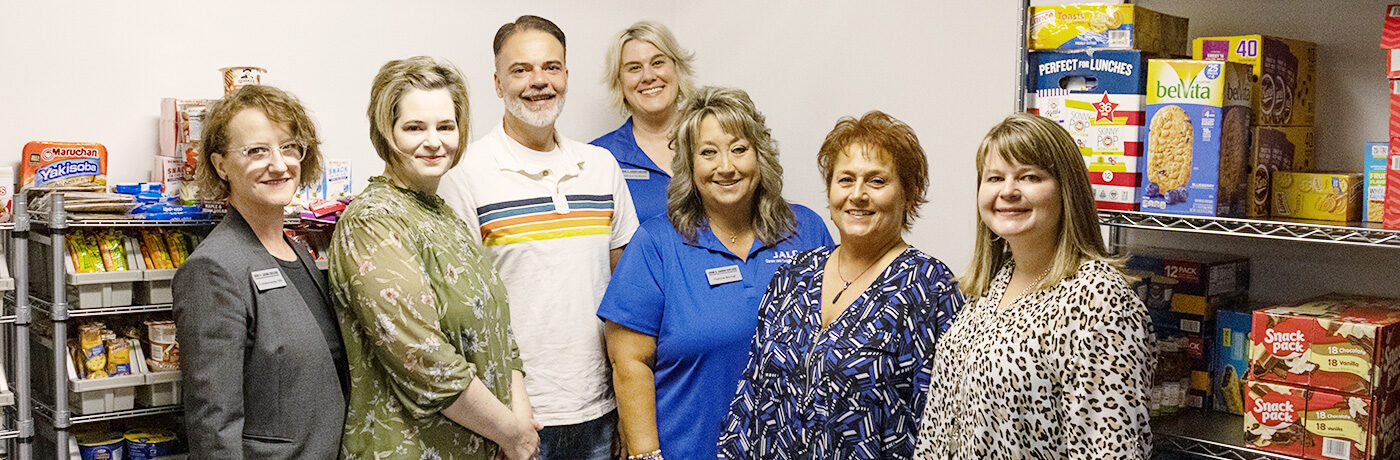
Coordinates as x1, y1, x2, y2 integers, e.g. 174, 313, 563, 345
329, 56, 542, 460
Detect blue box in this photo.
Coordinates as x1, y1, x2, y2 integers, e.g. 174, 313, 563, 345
1211, 305, 1263, 415
1140, 60, 1253, 217
1366, 142, 1389, 222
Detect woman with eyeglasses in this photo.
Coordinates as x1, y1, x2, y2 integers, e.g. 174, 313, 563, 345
174, 85, 348, 459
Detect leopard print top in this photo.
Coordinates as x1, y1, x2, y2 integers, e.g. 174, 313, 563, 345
914, 259, 1155, 459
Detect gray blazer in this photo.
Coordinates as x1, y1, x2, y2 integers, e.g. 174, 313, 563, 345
173, 209, 346, 459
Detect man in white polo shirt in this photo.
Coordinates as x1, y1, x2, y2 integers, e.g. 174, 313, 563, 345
438, 14, 637, 460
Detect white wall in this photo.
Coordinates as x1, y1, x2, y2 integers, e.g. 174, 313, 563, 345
675, 0, 1021, 270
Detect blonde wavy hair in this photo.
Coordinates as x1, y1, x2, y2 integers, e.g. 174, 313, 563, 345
602, 20, 696, 115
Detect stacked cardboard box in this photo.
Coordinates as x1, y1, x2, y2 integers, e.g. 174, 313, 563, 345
1381, 6, 1400, 229
1026, 5, 1189, 211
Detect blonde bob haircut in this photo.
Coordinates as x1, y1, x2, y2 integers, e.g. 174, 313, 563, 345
196, 85, 324, 201
961, 112, 1118, 298
602, 20, 696, 115
668, 86, 794, 244
367, 56, 470, 169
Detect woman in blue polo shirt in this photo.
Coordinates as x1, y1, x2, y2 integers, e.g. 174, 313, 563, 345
598, 86, 832, 460
590, 20, 696, 222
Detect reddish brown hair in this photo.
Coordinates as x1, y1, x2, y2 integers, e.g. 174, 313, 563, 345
816, 110, 929, 229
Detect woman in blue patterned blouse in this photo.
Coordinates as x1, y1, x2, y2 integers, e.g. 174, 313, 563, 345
716, 111, 965, 459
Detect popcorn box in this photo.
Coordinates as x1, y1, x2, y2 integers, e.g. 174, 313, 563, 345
1126, 247, 1249, 320
1027, 50, 1149, 211
1381, 5, 1400, 79
1366, 142, 1389, 223
1140, 60, 1253, 217
1250, 296, 1400, 398
1215, 305, 1268, 415
1245, 379, 1307, 458
1248, 126, 1316, 217
1245, 380, 1400, 460
1272, 172, 1363, 222
1194, 35, 1317, 126
159, 99, 212, 158
1029, 4, 1189, 55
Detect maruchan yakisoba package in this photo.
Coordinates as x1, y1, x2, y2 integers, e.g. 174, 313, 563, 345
21, 141, 107, 188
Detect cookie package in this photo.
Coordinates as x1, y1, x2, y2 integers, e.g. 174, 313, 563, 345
1271, 172, 1363, 222
1028, 4, 1189, 56
1141, 59, 1253, 217
1245, 379, 1400, 460
1194, 35, 1317, 127
1249, 127, 1316, 218
1028, 50, 1150, 211
1250, 295, 1400, 398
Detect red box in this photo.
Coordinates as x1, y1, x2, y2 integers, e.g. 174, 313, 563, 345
1384, 5, 1400, 78
1387, 139, 1400, 229
1250, 296, 1400, 397
1245, 380, 1307, 457
1247, 379, 1400, 460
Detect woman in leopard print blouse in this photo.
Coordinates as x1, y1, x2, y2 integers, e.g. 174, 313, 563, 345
914, 113, 1155, 459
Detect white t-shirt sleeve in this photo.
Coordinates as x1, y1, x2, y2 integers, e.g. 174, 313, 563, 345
607, 159, 639, 250
437, 166, 483, 244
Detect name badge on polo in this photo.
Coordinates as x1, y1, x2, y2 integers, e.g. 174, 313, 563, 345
705, 265, 743, 286
251, 268, 287, 291
621, 168, 650, 180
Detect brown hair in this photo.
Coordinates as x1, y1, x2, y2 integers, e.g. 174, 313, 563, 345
668, 86, 794, 244
961, 112, 1117, 297
196, 85, 323, 200
493, 15, 566, 58
816, 110, 929, 230
366, 56, 471, 169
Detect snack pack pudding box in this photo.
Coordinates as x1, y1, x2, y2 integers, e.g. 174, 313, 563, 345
1245, 379, 1400, 460
1250, 295, 1400, 397
1140, 60, 1253, 217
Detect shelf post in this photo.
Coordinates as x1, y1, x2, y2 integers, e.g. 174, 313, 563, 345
47, 193, 71, 459
13, 192, 33, 460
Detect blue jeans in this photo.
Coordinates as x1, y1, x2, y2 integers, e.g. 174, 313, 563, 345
539, 410, 616, 460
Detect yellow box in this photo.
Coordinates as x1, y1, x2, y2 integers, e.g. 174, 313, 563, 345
1271, 172, 1364, 222
1247, 126, 1315, 217
1193, 35, 1317, 126
1029, 5, 1189, 55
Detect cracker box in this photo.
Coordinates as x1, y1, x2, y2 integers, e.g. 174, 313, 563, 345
1366, 142, 1390, 223
1245, 379, 1307, 457
1027, 50, 1149, 211
323, 159, 352, 199
1194, 35, 1317, 127
20, 141, 108, 188
1140, 60, 1253, 217
1250, 296, 1400, 397
1248, 126, 1316, 218
1028, 5, 1189, 56
1125, 247, 1249, 320
1272, 172, 1364, 222
1215, 305, 1268, 415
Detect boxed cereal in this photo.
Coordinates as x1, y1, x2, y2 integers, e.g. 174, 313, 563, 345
1214, 305, 1269, 415
1248, 126, 1316, 218
1028, 4, 1189, 56
1125, 247, 1249, 320
1250, 295, 1400, 397
1027, 50, 1149, 211
1245, 379, 1400, 460
20, 141, 108, 188
1194, 35, 1317, 126
1140, 60, 1253, 217
1245, 379, 1307, 457
1366, 142, 1389, 223
1272, 172, 1364, 222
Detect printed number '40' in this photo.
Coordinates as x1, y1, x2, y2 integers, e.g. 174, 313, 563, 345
1235, 39, 1259, 58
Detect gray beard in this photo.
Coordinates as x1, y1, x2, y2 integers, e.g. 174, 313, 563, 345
504, 93, 565, 128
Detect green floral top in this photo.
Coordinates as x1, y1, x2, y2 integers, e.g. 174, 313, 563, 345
329, 176, 523, 460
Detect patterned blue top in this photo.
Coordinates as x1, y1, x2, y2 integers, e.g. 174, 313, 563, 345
716, 246, 964, 459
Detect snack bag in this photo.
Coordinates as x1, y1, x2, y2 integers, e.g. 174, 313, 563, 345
163, 229, 187, 267
69, 230, 106, 273
80, 323, 108, 379
141, 230, 173, 270
104, 333, 131, 376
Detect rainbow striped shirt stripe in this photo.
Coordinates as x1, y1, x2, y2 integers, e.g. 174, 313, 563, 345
476, 194, 615, 246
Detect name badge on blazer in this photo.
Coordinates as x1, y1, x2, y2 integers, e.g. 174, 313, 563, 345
251, 268, 287, 291
621, 168, 650, 180
705, 265, 742, 286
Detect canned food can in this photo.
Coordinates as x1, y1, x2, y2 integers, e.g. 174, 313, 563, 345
220, 66, 267, 96
76, 431, 125, 460
125, 429, 177, 460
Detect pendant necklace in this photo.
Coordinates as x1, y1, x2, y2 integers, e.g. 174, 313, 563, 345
831, 242, 903, 305
1006, 264, 1054, 309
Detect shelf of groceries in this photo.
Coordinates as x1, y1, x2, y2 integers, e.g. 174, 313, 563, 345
1098, 210, 1400, 248
33, 401, 182, 426
1024, 3, 1400, 460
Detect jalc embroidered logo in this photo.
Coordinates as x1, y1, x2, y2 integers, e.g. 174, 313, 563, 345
1264, 328, 1307, 359
1252, 395, 1298, 427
